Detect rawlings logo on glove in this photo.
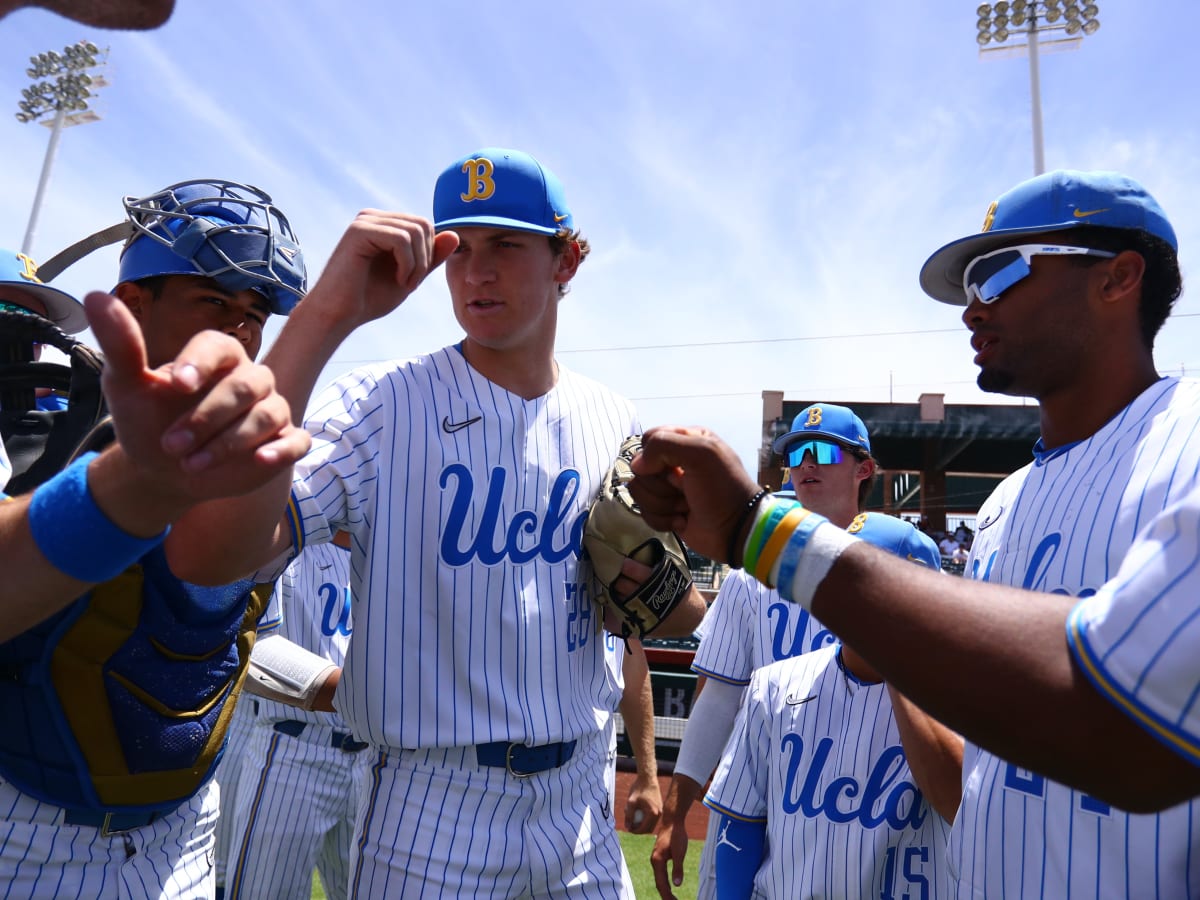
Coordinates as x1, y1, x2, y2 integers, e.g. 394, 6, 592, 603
582, 434, 693, 638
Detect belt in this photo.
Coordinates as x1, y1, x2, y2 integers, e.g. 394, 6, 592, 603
272, 719, 369, 753
62, 804, 177, 836
475, 740, 578, 777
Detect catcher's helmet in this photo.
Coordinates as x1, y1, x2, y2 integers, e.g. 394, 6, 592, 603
117, 180, 306, 315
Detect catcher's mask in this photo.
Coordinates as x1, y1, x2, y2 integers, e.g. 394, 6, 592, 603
37, 179, 307, 316
117, 180, 306, 314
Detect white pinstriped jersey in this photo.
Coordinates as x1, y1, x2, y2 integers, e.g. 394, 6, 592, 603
1068, 488, 1200, 766
254, 541, 355, 729
956, 376, 1200, 898
289, 344, 637, 751
705, 645, 950, 899
692, 568, 834, 686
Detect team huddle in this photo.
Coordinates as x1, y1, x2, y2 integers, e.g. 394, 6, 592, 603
0, 61, 1198, 900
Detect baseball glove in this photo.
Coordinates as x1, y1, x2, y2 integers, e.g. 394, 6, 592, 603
582, 434, 693, 638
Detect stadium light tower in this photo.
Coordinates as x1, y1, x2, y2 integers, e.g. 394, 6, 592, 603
14, 40, 108, 256
975, 1, 1101, 175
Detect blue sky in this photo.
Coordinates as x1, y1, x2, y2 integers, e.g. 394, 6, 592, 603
2, 1, 1199, 476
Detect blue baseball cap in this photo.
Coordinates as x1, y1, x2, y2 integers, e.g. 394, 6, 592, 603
0, 248, 86, 333
920, 170, 1178, 306
849, 512, 942, 570
773, 403, 871, 456
433, 148, 573, 236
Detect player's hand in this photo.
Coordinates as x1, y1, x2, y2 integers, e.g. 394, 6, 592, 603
88, 291, 309, 506
629, 426, 760, 562
625, 770, 662, 834
302, 210, 459, 329
651, 808, 691, 899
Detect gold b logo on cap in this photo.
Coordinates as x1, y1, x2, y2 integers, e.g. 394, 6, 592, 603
15, 252, 42, 284
460, 158, 497, 203
805, 407, 823, 428
981, 200, 998, 233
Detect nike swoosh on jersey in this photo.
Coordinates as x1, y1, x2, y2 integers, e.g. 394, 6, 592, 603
785, 693, 816, 706
977, 505, 1005, 530
442, 415, 482, 434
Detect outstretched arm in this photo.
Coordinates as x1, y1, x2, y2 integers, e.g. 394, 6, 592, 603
629, 425, 1200, 811
0, 291, 309, 640
167, 213, 459, 584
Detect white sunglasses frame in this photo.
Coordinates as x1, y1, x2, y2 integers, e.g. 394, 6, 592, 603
962, 243, 1117, 304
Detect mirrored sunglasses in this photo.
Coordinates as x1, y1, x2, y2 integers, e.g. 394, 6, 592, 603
0, 301, 37, 316
962, 243, 1116, 305
786, 439, 846, 467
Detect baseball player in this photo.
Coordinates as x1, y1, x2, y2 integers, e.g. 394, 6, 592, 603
0, 179, 309, 898
168, 148, 708, 896
704, 514, 952, 899
225, 535, 370, 900
654, 402, 876, 900
627, 170, 1200, 896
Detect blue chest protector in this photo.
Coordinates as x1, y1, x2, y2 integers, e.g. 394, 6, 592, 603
0, 547, 270, 814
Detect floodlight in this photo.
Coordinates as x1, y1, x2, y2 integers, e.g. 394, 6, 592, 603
1082, 3, 1098, 18
977, 3, 992, 15
994, 14, 1008, 28
1065, 19, 1081, 34
1045, 8, 1061, 21
995, 26, 1009, 40
978, 30, 992, 44
1082, 18, 1099, 34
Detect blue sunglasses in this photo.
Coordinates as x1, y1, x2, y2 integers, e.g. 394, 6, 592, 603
786, 440, 848, 467
963, 243, 1116, 305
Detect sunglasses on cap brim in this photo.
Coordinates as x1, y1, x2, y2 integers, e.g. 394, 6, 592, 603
962, 243, 1117, 305
786, 440, 853, 467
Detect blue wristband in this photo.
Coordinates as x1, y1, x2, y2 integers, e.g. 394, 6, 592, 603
776, 513, 829, 599
28, 452, 169, 583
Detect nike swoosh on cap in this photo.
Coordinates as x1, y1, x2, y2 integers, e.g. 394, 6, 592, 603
553, 213, 568, 222
1072, 207, 1110, 218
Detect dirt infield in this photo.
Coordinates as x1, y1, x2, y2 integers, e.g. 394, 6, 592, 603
615, 770, 709, 840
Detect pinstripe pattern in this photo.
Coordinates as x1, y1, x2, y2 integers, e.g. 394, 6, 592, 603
290, 346, 636, 750
692, 569, 833, 686
954, 377, 1200, 898
350, 733, 629, 898
213, 696, 260, 894
226, 721, 371, 900
0, 778, 218, 899
705, 646, 950, 898
287, 345, 637, 895
687, 552, 835, 897
224, 542, 367, 900
1067, 490, 1200, 764
601, 631, 624, 808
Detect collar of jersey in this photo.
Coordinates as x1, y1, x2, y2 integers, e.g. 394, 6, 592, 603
1031, 436, 1083, 466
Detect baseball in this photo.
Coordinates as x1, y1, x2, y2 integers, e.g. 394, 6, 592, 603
631, 809, 646, 828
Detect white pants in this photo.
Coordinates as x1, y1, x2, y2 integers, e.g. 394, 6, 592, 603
350, 731, 632, 898
0, 775, 218, 899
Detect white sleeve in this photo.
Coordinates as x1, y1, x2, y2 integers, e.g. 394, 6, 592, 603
1067, 489, 1200, 764
289, 368, 384, 551
692, 571, 757, 685
673, 677, 745, 785
703, 669, 770, 822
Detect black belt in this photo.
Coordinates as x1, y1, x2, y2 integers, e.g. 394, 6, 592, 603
475, 740, 578, 777
62, 804, 179, 836
272, 719, 369, 753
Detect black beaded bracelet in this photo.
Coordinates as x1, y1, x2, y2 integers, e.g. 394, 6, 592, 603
728, 487, 770, 570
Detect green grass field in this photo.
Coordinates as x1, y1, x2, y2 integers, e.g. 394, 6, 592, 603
308, 832, 704, 898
